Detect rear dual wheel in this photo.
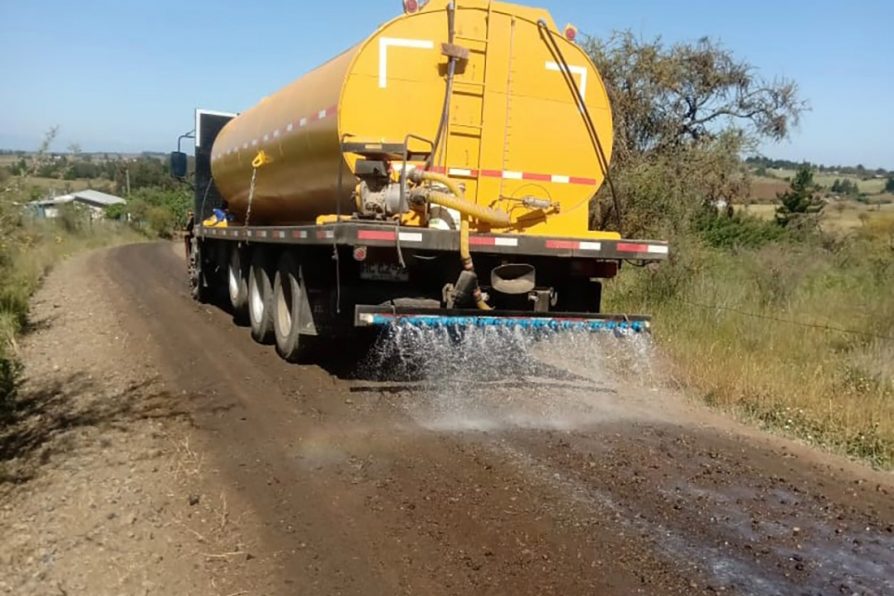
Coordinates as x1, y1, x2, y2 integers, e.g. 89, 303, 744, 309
248, 249, 275, 344
228, 246, 249, 318
273, 252, 314, 362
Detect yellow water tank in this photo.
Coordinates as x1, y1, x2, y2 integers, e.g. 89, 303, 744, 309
210, 0, 614, 238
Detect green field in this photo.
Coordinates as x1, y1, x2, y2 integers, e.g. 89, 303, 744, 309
766, 168, 887, 194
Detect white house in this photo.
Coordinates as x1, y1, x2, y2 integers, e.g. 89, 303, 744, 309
30, 190, 126, 220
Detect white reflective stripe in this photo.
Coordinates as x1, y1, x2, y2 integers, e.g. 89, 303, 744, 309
298, 231, 308, 238
647, 244, 669, 254
378, 37, 435, 88
398, 232, 423, 242
263, 134, 269, 142
318, 109, 327, 119
448, 168, 473, 177
251, 139, 258, 146
502, 171, 523, 180
494, 237, 518, 247
545, 61, 588, 105
273, 129, 280, 138
299, 117, 308, 127
286, 123, 294, 132
321, 231, 334, 239
579, 241, 602, 251
551, 174, 570, 184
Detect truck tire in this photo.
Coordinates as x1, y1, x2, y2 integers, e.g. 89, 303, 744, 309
248, 248, 275, 344
189, 239, 212, 303
228, 245, 249, 317
273, 251, 315, 363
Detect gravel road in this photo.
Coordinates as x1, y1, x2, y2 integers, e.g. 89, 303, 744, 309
2, 242, 892, 595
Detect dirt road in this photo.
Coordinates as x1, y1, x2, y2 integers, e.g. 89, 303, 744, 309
3, 242, 892, 595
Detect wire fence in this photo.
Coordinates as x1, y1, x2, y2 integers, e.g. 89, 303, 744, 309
674, 298, 894, 342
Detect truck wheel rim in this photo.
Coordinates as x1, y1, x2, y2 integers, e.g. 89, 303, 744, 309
228, 264, 239, 304
276, 278, 293, 336
250, 273, 264, 323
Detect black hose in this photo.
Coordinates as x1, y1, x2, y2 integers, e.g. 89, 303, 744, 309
427, 1, 457, 170
537, 20, 623, 231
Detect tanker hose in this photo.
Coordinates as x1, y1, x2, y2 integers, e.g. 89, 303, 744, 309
460, 217, 492, 311
427, 191, 511, 228
409, 170, 463, 199
408, 170, 501, 310
409, 170, 512, 228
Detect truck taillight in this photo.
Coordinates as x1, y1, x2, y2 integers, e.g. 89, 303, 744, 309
403, 0, 418, 13
353, 246, 368, 262
564, 24, 578, 42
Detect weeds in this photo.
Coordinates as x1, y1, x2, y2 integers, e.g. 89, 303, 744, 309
0, 187, 142, 416
606, 222, 894, 468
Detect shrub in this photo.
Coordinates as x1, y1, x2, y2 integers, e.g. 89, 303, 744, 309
695, 209, 786, 249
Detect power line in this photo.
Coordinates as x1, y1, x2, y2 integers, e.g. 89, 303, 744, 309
674, 299, 894, 342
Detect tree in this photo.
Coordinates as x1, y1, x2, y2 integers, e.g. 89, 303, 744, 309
775, 167, 824, 227
583, 32, 807, 163
582, 32, 806, 235
831, 179, 842, 193
886, 177, 894, 193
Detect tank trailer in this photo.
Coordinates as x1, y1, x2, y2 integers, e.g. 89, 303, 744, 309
171, 0, 668, 361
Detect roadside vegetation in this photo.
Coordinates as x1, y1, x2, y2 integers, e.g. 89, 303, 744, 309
587, 33, 894, 467
0, 130, 189, 424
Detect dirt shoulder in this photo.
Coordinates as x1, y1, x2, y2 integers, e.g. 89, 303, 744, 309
0, 247, 266, 595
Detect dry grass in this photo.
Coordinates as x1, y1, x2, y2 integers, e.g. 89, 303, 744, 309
607, 226, 894, 468
734, 201, 894, 235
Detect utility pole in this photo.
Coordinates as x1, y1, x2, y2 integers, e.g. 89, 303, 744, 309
125, 167, 131, 197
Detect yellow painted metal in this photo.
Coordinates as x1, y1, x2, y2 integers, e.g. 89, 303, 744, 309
210, 0, 618, 240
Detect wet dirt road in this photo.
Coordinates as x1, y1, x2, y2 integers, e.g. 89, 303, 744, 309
99, 242, 892, 595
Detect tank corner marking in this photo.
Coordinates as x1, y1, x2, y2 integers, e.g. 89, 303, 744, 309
378, 37, 435, 88
545, 61, 588, 103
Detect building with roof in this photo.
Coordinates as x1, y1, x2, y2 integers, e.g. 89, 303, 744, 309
30, 190, 126, 219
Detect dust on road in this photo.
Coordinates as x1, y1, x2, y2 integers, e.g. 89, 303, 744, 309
2, 242, 892, 595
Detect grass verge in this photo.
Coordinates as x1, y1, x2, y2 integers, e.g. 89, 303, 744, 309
0, 218, 142, 419
606, 217, 894, 468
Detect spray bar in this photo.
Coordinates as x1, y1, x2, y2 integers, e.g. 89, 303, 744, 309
355, 306, 650, 333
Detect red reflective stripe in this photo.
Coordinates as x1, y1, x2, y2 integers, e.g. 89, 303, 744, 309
545, 240, 578, 250
469, 236, 496, 246
617, 242, 649, 253
407, 167, 597, 185
357, 230, 396, 241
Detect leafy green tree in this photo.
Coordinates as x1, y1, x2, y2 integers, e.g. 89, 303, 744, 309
886, 177, 894, 193
831, 179, 842, 193
113, 186, 191, 238
776, 167, 824, 227
583, 32, 806, 235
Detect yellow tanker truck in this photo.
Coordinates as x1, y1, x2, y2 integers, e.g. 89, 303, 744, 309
172, 0, 668, 361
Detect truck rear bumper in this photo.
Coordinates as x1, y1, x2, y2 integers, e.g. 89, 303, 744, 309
198, 222, 669, 262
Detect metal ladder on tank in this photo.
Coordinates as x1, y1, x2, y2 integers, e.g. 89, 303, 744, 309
442, 0, 495, 207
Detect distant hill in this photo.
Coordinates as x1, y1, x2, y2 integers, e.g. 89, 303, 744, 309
745, 156, 889, 179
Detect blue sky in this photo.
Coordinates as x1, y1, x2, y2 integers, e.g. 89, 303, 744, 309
1, 0, 891, 168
